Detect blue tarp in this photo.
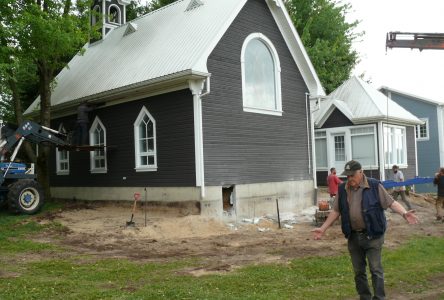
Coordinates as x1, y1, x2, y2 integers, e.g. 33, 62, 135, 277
382, 177, 434, 189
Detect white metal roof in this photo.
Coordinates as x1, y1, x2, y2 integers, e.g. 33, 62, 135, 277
25, 0, 324, 115
314, 76, 423, 127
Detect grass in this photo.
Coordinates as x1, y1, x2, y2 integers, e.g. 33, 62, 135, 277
0, 210, 443, 299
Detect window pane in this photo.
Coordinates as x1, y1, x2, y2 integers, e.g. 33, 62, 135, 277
148, 138, 154, 151
351, 127, 374, 135
148, 156, 154, 165
352, 135, 375, 166
315, 138, 327, 168
140, 156, 147, 166
139, 123, 147, 139
334, 135, 345, 161
244, 39, 276, 110
383, 125, 406, 165
147, 121, 153, 137
140, 140, 147, 152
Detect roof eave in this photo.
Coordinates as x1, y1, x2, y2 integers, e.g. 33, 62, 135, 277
25, 69, 210, 118
353, 116, 422, 126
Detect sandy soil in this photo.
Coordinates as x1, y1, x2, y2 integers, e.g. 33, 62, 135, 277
32, 190, 444, 296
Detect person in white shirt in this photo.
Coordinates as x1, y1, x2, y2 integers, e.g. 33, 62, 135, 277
392, 165, 412, 210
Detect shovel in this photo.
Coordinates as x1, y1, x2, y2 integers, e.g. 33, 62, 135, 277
126, 192, 141, 227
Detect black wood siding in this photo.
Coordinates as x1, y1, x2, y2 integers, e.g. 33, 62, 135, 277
321, 108, 353, 129
50, 89, 196, 187
203, 0, 312, 186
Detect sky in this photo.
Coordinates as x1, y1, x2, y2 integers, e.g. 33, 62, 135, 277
346, 0, 444, 102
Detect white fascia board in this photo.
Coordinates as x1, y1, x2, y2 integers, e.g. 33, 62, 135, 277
353, 116, 423, 126
266, 0, 325, 97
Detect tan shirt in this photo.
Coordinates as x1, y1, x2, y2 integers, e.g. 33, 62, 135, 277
333, 175, 394, 230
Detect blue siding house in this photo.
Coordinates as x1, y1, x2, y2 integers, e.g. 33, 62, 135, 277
379, 87, 444, 192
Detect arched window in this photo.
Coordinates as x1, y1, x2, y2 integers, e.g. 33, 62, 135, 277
89, 117, 107, 173
56, 124, 69, 175
134, 106, 157, 171
241, 33, 282, 115
91, 5, 100, 26
108, 5, 121, 24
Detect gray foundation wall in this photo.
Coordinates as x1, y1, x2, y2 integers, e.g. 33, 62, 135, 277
52, 179, 314, 219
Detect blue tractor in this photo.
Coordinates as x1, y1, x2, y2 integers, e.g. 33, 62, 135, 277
0, 121, 68, 214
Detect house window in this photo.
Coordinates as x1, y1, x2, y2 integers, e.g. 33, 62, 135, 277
315, 131, 327, 168
91, 5, 100, 26
384, 124, 407, 167
241, 33, 282, 116
134, 106, 157, 172
315, 125, 377, 171
351, 127, 376, 166
108, 5, 121, 24
89, 117, 107, 173
415, 118, 429, 141
56, 124, 69, 175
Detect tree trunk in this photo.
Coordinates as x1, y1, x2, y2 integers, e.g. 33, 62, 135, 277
37, 60, 53, 200
8, 75, 37, 163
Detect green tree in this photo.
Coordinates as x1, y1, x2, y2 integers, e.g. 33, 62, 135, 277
0, 0, 93, 198
285, 0, 361, 93
126, 0, 177, 20
148, 0, 177, 11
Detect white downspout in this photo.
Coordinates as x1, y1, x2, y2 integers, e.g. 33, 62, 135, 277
378, 121, 386, 181
305, 93, 311, 174
189, 78, 210, 199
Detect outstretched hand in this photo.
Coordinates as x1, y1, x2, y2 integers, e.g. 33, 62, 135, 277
311, 228, 324, 240
404, 210, 419, 224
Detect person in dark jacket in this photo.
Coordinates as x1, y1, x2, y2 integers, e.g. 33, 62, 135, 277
75, 102, 95, 145
312, 160, 419, 300
433, 167, 444, 221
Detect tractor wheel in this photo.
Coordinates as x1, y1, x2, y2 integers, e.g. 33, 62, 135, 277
8, 180, 44, 214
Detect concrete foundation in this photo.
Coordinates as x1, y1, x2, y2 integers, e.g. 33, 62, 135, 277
51, 179, 314, 219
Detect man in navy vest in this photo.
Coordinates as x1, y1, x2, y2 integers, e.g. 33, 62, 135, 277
312, 160, 418, 300
433, 167, 444, 221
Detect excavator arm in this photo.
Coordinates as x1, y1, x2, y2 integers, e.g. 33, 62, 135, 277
386, 32, 444, 51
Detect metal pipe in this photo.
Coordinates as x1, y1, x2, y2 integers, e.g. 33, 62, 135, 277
3, 137, 25, 178
305, 93, 311, 174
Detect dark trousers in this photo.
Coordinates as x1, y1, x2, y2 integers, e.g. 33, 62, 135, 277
75, 122, 88, 146
392, 190, 412, 210
348, 232, 385, 300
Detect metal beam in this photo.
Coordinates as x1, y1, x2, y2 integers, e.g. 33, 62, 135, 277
386, 32, 444, 51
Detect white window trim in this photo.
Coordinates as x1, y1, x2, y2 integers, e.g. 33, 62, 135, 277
383, 124, 408, 168
56, 124, 69, 175
108, 4, 121, 24
134, 106, 158, 172
315, 124, 379, 171
241, 33, 282, 116
89, 116, 107, 174
416, 118, 429, 141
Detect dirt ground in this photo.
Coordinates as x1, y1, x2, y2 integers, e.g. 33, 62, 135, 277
33, 189, 444, 297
